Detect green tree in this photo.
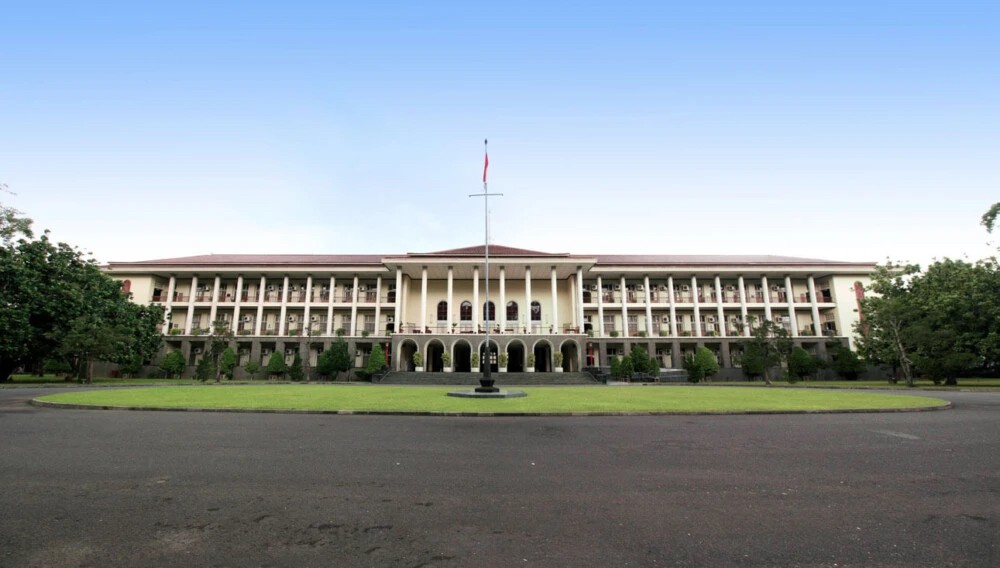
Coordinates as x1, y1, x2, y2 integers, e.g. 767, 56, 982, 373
628, 345, 659, 377
740, 341, 767, 380
159, 350, 186, 379
787, 346, 820, 383
208, 319, 234, 382
265, 351, 287, 380
118, 353, 144, 379
328, 339, 352, 380
981, 202, 1000, 234
194, 354, 215, 381
366, 344, 386, 376
244, 360, 261, 380
683, 346, 719, 383
219, 347, 237, 380
288, 351, 304, 382
748, 317, 793, 385
826, 341, 865, 380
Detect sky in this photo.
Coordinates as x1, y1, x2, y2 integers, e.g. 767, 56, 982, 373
2, 0, 997, 267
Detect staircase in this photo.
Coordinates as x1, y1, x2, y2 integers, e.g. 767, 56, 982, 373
378, 371, 601, 386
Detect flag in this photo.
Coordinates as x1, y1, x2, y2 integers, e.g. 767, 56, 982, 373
483, 145, 489, 183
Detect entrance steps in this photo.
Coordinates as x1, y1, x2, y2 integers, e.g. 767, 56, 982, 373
378, 371, 601, 386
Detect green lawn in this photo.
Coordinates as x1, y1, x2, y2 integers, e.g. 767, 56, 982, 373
717, 378, 1000, 390
35, 385, 949, 414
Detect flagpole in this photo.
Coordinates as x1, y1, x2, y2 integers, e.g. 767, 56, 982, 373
470, 138, 502, 392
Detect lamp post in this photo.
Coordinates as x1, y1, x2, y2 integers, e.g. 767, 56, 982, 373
470, 139, 502, 393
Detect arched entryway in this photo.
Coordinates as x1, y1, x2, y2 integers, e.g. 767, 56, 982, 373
506, 341, 526, 372
478, 340, 499, 373
454, 341, 472, 372
398, 340, 418, 371
427, 340, 445, 372
532, 341, 552, 372
559, 341, 580, 372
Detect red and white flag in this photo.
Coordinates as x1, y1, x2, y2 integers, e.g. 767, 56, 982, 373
483, 139, 489, 183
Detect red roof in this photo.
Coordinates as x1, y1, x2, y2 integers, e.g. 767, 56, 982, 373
111, 254, 385, 266
593, 254, 859, 265
416, 245, 565, 257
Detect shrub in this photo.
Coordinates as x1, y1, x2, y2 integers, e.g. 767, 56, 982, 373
288, 352, 304, 381
159, 350, 185, 379
364, 345, 386, 380
498, 351, 509, 368
527, 353, 536, 368
471, 352, 480, 370
442, 351, 452, 367
788, 346, 820, 383
265, 351, 287, 379
684, 346, 720, 383
412, 351, 423, 368
553, 352, 564, 368
827, 341, 866, 380
219, 347, 237, 380
244, 360, 261, 380
195, 356, 215, 381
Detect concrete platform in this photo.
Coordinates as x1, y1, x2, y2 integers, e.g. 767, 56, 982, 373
446, 389, 528, 399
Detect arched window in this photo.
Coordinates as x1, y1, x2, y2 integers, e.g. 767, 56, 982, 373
506, 301, 519, 321
483, 301, 496, 321
531, 301, 542, 321
437, 301, 448, 321
460, 301, 472, 321
121, 279, 132, 294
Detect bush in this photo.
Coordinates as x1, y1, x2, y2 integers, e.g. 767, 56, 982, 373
265, 351, 287, 379
827, 341, 865, 380
244, 360, 261, 380
159, 350, 185, 379
684, 347, 720, 383
288, 352, 304, 382
43, 358, 73, 375
195, 356, 215, 381
741, 341, 767, 380
788, 346, 820, 383
219, 347, 237, 380
117, 354, 143, 378
365, 344, 386, 378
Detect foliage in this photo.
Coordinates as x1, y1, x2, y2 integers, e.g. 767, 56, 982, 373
0, 186, 33, 245
159, 350, 186, 378
747, 317, 793, 385
288, 352, 304, 381
365, 344, 386, 377
683, 346, 720, 383
471, 352, 480, 370
527, 353, 536, 368
219, 347, 237, 380
244, 360, 261, 380
826, 341, 866, 380
553, 351, 564, 367
208, 319, 234, 381
787, 347, 820, 383
317, 339, 351, 380
43, 358, 73, 376
412, 351, 424, 367
498, 351, 509, 367
441, 350, 452, 367
118, 353, 144, 378
740, 342, 767, 380
265, 351, 287, 379
982, 202, 1000, 233
194, 355, 215, 381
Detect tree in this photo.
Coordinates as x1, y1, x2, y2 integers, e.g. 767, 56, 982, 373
740, 342, 767, 381
855, 263, 921, 385
288, 352, 304, 382
327, 339, 352, 380
748, 317, 793, 385
787, 346, 820, 383
244, 360, 261, 380
118, 353, 144, 379
366, 344, 386, 376
208, 319, 234, 382
159, 350, 186, 379
194, 354, 215, 381
683, 346, 719, 383
0, 185, 33, 245
219, 347, 237, 380
981, 202, 1000, 234
265, 351, 287, 380
628, 345, 659, 377
826, 341, 865, 380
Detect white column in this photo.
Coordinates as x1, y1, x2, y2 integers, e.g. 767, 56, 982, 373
232, 275, 244, 334
576, 267, 584, 331
351, 275, 360, 336
643, 275, 653, 335
524, 267, 532, 333
761, 275, 773, 323
278, 275, 289, 335
326, 276, 335, 336
786, 275, 798, 337
620, 275, 628, 338
737, 275, 749, 337
185, 275, 198, 335
808, 276, 821, 337
498, 266, 506, 332
209, 275, 221, 328
447, 266, 455, 332
401, 277, 410, 331
472, 266, 480, 331
714, 275, 725, 337
596, 275, 604, 336
304, 275, 314, 337
551, 267, 559, 334
419, 266, 427, 334
374, 275, 382, 336
255, 276, 266, 335
163, 275, 176, 334
667, 276, 677, 336
393, 268, 402, 333
691, 275, 701, 337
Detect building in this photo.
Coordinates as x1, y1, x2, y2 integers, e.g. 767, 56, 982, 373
106, 245, 874, 379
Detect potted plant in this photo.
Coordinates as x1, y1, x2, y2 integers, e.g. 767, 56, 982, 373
498, 351, 509, 373
610, 330, 619, 337
361, 330, 369, 338
526, 353, 536, 372
553, 352, 564, 372
412, 351, 424, 372
471, 352, 480, 371
452, 322, 458, 334
442, 351, 453, 372
335, 328, 346, 337
638, 330, 647, 337
659, 330, 669, 337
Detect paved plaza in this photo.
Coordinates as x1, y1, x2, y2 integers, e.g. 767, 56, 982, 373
1, 388, 997, 567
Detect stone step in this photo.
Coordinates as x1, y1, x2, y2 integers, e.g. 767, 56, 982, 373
378, 371, 601, 386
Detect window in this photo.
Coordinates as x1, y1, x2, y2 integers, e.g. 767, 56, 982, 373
603, 315, 616, 332
627, 315, 638, 334
437, 301, 448, 321
531, 301, 541, 321
483, 301, 496, 321
460, 301, 472, 321
506, 301, 519, 321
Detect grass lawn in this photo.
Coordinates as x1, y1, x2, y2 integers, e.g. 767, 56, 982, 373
719, 378, 1000, 390
36, 385, 949, 414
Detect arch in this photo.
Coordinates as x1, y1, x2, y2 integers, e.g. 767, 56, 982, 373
436, 301, 448, 322
530, 301, 542, 321
531, 339, 553, 372
453, 339, 473, 372
506, 301, 519, 322
122, 279, 132, 294
460, 301, 472, 321
483, 301, 496, 322
505, 339, 526, 372
477, 339, 500, 373
427, 339, 446, 372
557, 339, 581, 372
398, 339, 418, 372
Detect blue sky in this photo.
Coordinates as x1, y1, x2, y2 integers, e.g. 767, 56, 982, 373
2, 1, 997, 266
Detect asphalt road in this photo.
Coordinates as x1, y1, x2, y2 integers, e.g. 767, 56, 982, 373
1, 387, 997, 567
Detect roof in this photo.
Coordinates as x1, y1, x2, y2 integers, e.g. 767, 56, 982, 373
592, 254, 865, 266
111, 254, 385, 266
414, 245, 568, 257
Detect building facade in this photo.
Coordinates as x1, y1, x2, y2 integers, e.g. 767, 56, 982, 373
106, 245, 874, 379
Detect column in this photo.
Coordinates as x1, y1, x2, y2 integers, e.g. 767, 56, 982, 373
576, 267, 584, 332
374, 275, 382, 336
551, 267, 559, 334
351, 275, 360, 336
209, 275, 221, 329
402, 277, 411, 332
786, 275, 798, 337
232, 275, 244, 334
393, 268, 402, 333
326, 276, 335, 336
304, 275, 313, 337
667, 276, 677, 336
184, 275, 198, 335
255, 276, 266, 335
472, 266, 480, 331
498, 266, 506, 332
163, 275, 176, 334
596, 275, 604, 336
761, 275, 773, 323
524, 267, 531, 333
278, 275, 289, 336
620, 275, 628, 338
714, 275, 725, 337
643, 275, 653, 335
808, 275, 821, 338
691, 275, 701, 337
446, 266, 455, 332
737, 275, 750, 337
